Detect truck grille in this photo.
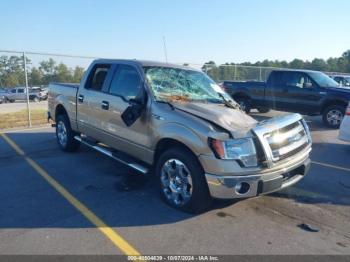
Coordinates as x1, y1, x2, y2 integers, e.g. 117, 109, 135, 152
252, 114, 311, 167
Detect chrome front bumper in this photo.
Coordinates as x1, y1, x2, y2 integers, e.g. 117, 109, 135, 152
205, 150, 311, 199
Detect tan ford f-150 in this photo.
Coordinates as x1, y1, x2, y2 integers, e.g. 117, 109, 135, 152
48, 59, 312, 213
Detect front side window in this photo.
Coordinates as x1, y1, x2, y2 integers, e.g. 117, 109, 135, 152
283, 72, 313, 88
18, 89, 24, 93
109, 65, 141, 100
144, 66, 230, 103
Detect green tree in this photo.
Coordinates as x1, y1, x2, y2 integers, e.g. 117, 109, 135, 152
29, 67, 43, 86
72, 66, 84, 83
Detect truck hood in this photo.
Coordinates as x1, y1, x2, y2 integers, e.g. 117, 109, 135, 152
172, 102, 257, 138
326, 86, 350, 93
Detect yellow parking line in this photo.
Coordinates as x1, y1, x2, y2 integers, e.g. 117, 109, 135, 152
0, 132, 141, 256
312, 160, 350, 173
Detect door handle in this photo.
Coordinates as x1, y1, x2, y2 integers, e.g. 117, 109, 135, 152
78, 95, 84, 103
101, 101, 109, 110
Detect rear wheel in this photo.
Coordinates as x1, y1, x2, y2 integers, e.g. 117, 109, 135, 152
322, 105, 345, 128
235, 97, 251, 113
56, 114, 80, 152
156, 147, 212, 213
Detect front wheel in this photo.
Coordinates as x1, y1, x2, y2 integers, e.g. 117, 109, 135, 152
322, 105, 345, 128
156, 148, 212, 213
56, 114, 80, 152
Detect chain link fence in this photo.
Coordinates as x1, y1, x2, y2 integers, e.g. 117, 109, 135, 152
0, 49, 348, 129
0, 50, 96, 129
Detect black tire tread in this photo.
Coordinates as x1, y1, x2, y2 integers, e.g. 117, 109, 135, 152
56, 114, 80, 152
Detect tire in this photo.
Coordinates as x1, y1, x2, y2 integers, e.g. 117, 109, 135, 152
235, 97, 251, 114
322, 105, 345, 129
156, 147, 212, 213
56, 114, 80, 152
257, 106, 270, 113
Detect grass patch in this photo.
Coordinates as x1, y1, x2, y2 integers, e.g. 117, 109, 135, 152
0, 109, 48, 129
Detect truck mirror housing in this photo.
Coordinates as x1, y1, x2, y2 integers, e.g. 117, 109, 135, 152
121, 86, 147, 127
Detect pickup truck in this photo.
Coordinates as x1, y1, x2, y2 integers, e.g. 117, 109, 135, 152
221, 70, 350, 128
48, 59, 312, 213
6, 87, 47, 102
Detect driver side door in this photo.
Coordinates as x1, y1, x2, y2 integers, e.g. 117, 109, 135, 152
281, 72, 322, 114
100, 64, 152, 163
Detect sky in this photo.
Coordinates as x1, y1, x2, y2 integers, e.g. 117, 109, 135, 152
0, 0, 349, 67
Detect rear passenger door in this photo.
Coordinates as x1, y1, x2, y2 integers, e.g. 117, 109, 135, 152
265, 71, 288, 110
76, 63, 114, 138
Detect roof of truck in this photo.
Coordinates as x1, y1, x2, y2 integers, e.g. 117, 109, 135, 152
93, 59, 199, 71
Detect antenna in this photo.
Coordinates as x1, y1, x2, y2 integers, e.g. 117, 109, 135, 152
162, 36, 168, 63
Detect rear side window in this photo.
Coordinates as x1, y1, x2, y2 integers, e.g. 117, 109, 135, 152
270, 71, 285, 86
85, 64, 111, 91
18, 89, 24, 93
109, 65, 141, 100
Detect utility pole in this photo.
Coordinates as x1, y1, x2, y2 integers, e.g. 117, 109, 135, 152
23, 52, 32, 127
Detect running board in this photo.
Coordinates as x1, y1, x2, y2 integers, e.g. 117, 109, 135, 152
74, 136, 149, 174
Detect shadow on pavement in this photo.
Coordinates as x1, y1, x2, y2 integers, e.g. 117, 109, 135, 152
0, 126, 349, 230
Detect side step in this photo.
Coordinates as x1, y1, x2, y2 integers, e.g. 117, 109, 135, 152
74, 136, 149, 174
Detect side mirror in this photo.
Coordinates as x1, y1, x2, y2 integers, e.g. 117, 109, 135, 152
303, 82, 313, 89
121, 88, 147, 127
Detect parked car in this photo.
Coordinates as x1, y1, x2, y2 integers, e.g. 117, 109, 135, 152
0, 88, 9, 103
0, 94, 5, 104
221, 70, 350, 128
48, 59, 312, 213
30, 87, 48, 100
6, 87, 47, 102
331, 75, 350, 87
339, 102, 350, 142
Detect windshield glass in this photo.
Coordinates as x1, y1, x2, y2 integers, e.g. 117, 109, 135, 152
308, 72, 339, 87
144, 66, 231, 103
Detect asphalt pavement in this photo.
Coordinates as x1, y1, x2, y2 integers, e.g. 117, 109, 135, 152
0, 111, 349, 255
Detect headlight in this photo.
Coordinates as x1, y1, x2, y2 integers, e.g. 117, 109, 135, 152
209, 137, 258, 167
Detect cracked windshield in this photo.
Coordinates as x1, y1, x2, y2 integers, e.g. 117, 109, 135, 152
144, 67, 231, 104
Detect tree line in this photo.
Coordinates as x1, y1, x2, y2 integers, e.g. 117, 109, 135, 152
1, 50, 350, 87
202, 50, 350, 81
0, 56, 85, 88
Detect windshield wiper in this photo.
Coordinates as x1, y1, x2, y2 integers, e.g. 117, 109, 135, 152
155, 100, 175, 110
217, 93, 240, 109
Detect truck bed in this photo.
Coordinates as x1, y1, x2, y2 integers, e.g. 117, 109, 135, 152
48, 82, 80, 128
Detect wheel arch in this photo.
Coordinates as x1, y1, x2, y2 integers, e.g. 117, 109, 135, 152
321, 99, 347, 114
153, 138, 204, 172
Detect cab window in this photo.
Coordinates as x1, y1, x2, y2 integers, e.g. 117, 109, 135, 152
85, 64, 111, 91
283, 72, 313, 89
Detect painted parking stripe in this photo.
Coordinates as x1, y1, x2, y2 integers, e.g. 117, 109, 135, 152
0, 132, 141, 256
312, 160, 350, 173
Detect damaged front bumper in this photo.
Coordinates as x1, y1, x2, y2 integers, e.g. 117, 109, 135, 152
205, 148, 311, 199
